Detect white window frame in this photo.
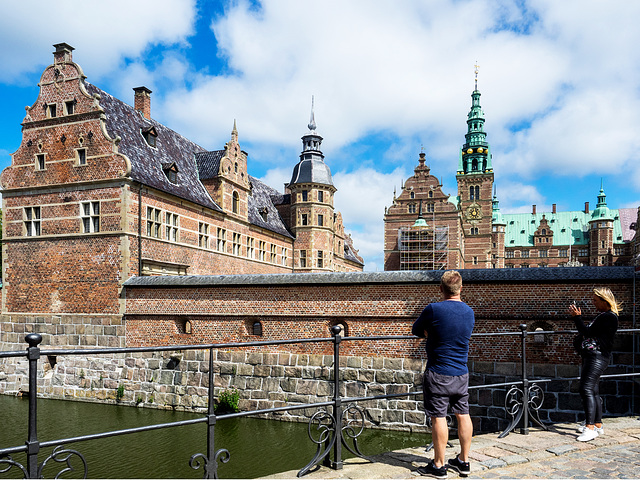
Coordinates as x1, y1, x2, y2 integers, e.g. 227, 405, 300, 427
199, 222, 209, 249
147, 207, 161, 238
166, 213, 179, 242
81, 201, 100, 233
24, 206, 41, 236
217, 227, 226, 252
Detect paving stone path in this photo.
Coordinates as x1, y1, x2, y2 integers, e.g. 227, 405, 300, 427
265, 416, 640, 479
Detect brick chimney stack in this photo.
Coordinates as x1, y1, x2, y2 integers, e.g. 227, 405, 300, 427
585, 202, 589, 213
552, 204, 556, 214
53, 43, 74, 63
532, 205, 536, 214
133, 86, 152, 120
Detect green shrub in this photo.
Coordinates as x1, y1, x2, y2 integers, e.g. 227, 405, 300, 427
116, 384, 125, 402
215, 387, 240, 414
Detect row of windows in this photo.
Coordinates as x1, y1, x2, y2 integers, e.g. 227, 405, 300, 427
197, 221, 288, 265
300, 212, 326, 226
35, 149, 87, 170
24, 202, 99, 236
408, 203, 435, 214
44, 100, 77, 118
409, 190, 434, 199
300, 189, 328, 203
299, 250, 326, 268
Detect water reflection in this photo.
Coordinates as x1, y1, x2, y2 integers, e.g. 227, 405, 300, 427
0, 395, 428, 478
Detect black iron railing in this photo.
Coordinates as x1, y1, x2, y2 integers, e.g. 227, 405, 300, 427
0, 326, 639, 479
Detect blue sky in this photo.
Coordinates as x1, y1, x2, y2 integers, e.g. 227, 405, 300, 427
1, 0, 640, 271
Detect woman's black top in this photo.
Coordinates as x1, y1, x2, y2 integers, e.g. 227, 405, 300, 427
573, 311, 618, 356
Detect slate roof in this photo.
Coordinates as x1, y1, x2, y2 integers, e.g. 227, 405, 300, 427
123, 266, 634, 288
85, 82, 222, 212
247, 175, 294, 238
502, 208, 634, 248
195, 151, 224, 180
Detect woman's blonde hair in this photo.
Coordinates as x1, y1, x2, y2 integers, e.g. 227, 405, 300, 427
593, 287, 621, 315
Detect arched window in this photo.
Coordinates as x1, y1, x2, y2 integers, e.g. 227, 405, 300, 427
234, 162, 238, 173
232, 191, 239, 214
541, 229, 546, 235
253, 321, 263, 336
470, 186, 475, 200
410, 191, 415, 199
428, 190, 433, 198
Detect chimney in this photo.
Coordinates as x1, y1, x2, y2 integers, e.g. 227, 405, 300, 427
53, 43, 74, 64
585, 202, 589, 213
552, 204, 556, 214
133, 86, 152, 120
532, 205, 536, 215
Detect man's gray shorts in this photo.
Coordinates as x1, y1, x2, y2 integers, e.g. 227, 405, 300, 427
422, 369, 470, 418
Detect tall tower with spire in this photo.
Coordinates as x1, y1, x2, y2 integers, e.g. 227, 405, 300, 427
457, 65, 495, 268
589, 180, 614, 266
287, 98, 338, 272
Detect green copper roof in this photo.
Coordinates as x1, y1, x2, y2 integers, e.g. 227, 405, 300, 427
502, 210, 624, 248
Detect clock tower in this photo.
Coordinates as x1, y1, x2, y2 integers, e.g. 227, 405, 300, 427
457, 65, 494, 268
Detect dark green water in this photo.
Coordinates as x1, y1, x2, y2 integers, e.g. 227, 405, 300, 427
0, 395, 429, 478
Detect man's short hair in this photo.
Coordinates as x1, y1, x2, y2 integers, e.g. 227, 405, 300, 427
441, 270, 462, 296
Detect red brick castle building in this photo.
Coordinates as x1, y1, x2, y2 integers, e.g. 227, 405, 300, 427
384, 70, 637, 270
0, 43, 363, 320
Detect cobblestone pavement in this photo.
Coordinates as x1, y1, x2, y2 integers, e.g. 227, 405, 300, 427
468, 443, 640, 479
265, 416, 640, 479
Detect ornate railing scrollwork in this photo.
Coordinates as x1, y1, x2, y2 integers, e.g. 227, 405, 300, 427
297, 408, 337, 477
0, 454, 28, 478
499, 382, 547, 438
189, 448, 231, 479
339, 404, 371, 461
38, 445, 88, 479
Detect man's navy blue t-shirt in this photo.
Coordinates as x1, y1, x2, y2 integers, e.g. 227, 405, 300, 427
412, 300, 475, 376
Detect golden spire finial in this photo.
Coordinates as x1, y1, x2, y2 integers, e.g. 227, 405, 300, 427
474, 62, 480, 90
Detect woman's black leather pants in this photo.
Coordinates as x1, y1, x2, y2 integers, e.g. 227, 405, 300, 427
579, 352, 609, 424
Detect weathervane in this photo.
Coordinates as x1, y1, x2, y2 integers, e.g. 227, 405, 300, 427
474, 62, 480, 91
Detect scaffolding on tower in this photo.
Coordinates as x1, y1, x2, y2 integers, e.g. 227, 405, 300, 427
398, 224, 449, 271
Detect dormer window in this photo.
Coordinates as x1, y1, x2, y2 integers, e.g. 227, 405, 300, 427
162, 163, 178, 184
77, 148, 87, 166
142, 126, 157, 147
47, 104, 57, 118
259, 207, 268, 222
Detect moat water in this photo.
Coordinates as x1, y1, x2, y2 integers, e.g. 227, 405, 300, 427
0, 395, 429, 478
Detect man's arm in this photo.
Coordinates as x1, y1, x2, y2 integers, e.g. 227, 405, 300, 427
412, 305, 432, 338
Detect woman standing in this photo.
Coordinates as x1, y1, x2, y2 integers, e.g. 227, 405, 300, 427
568, 288, 619, 442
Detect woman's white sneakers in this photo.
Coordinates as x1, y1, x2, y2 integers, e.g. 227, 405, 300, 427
577, 426, 601, 442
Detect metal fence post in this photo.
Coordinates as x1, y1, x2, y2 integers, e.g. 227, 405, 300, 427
519, 324, 529, 435
329, 325, 343, 469
25, 333, 42, 479
206, 347, 217, 479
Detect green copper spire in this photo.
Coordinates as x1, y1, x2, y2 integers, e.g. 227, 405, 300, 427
413, 200, 428, 227
591, 179, 613, 220
458, 64, 493, 175
491, 186, 505, 225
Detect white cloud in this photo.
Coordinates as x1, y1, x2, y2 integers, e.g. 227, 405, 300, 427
0, 0, 197, 83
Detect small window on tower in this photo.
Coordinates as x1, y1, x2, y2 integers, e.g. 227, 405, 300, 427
77, 148, 87, 166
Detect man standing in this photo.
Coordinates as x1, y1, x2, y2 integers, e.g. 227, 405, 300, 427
412, 270, 475, 478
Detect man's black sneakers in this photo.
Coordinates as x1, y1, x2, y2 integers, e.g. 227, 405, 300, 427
416, 460, 447, 478
447, 456, 470, 476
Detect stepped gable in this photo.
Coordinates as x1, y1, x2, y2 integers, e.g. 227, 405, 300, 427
247, 175, 294, 238
84, 82, 221, 212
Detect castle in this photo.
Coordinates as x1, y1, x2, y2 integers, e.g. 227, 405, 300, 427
384, 70, 638, 270
0, 43, 363, 319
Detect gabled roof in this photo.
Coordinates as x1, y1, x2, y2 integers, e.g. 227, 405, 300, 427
85, 82, 222, 212
247, 175, 294, 238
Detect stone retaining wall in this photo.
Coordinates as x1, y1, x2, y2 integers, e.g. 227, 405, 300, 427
1, 345, 637, 434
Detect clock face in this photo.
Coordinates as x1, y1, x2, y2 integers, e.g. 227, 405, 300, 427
468, 206, 481, 219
